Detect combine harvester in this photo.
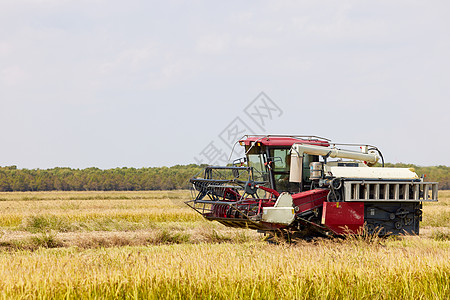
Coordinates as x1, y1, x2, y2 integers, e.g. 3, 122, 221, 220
186, 135, 438, 238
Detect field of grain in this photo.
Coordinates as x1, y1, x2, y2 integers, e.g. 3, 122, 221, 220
0, 190, 449, 299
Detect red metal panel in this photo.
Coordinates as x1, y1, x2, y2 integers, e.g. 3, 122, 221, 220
322, 202, 364, 234
292, 189, 329, 214
240, 136, 329, 147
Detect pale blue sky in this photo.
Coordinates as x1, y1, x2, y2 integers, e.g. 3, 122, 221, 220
0, 0, 449, 168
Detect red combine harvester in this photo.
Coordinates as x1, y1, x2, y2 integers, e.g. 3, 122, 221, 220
186, 135, 438, 238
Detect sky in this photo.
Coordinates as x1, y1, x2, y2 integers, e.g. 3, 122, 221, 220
0, 0, 449, 169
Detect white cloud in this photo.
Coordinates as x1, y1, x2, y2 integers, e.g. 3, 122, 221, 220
0, 42, 13, 57
196, 34, 230, 55
99, 46, 158, 74
146, 58, 200, 89
0, 66, 28, 86
235, 36, 275, 50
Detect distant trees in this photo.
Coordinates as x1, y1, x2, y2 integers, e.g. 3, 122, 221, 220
0, 163, 448, 191
383, 163, 450, 190
0, 164, 204, 192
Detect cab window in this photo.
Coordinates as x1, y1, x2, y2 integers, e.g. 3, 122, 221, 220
270, 149, 290, 172
269, 148, 300, 193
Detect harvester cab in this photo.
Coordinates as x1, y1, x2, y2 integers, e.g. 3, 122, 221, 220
186, 135, 438, 237
239, 135, 329, 194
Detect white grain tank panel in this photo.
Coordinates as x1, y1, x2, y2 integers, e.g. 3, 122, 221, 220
328, 167, 419, 180
262, 207, 295, 225
274, 192, 293, 207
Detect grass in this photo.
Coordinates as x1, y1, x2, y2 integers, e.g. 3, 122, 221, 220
0, 190, 448, 299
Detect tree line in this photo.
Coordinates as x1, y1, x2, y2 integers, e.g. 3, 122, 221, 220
0, 165, 204, 192
383, 163, 449, 189
0, 163, 448, 192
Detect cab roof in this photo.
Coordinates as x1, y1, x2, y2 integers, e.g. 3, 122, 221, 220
239, 135, 330, 147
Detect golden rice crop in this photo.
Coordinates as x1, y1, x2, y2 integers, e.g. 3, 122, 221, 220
0, 240, 448, 299
0, 190, 448, 299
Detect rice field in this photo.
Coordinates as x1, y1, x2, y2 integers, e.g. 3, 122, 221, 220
0, 190, 449, 299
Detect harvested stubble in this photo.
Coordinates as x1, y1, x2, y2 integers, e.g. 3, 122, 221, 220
0, 190, 202, 229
